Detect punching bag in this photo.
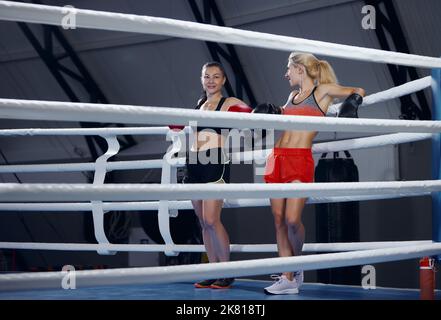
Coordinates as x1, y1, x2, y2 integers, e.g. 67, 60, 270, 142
315, 151, 360, 285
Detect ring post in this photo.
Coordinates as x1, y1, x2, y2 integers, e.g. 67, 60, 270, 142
432, 66, 441, 261
424, 65, 441, 299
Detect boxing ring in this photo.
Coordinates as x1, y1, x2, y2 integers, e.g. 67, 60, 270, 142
0, 1, 440, 300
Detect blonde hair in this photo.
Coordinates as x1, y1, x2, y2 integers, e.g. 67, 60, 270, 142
288, 52, 337, 85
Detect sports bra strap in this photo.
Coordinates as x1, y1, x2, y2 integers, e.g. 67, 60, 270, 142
195, 96, 207, 110
216, 97, 227, 111
195, 96, 226, 111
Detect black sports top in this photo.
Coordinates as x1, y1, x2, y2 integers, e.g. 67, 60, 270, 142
194, 97, 226, 135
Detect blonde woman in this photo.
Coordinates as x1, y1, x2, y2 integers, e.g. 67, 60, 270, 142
253, 52, 365, 294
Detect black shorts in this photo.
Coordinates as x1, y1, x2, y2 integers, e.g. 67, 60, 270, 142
183, 148, 230, 184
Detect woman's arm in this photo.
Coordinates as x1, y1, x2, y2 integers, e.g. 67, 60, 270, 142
318, 83, 365, 100
222, 97, 248, 110
315, 83, 365, 115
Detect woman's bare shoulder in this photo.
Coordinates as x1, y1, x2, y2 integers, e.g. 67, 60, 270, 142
222, 97, 248, 109
225, 97, 246, 104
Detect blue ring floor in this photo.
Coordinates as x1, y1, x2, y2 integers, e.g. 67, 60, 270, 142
0, 279, 440, 300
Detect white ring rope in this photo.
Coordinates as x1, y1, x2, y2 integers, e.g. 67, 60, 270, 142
2, 98, 441, 134
311, 133, 433, 154
327, 76, 432, 114
0, 241, 432, 254
234, 132, 433, 163
0, 191, 431, 212
0, 159, 167, 173
1, 242, 440, 291
0, 126, 182, 136
0, 132, 432, 173
360, 77, 432, 106
0, 76, 432, 129
0, 180, 439, 202
0, 1, 440, 68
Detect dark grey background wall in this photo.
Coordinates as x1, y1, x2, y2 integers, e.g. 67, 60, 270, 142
0, 0, 440, 289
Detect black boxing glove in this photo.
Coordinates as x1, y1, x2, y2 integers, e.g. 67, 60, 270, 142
252, 103, 282, 115
337, 93, 363, 118
251, 103, 281, 142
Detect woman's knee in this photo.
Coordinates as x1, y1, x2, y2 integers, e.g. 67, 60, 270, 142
201, 215, 220, 229
271, 208, 285, 228
285, 215, 303, 231
194, 212, 204, 226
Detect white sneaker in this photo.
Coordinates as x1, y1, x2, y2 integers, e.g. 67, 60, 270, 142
264, 273, 302, 295
294, 270, 304, 287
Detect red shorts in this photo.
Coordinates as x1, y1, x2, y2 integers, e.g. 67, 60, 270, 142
264, 148, 314, 183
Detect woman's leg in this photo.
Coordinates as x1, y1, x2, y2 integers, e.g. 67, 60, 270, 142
270, 198, 293, 259
202, 199, 229, 262
284, 195, 307, 280
285, 197, 306, 256
192, 200, 217, 263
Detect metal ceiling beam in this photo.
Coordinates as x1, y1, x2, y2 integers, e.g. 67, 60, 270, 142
17, 0, 137, 163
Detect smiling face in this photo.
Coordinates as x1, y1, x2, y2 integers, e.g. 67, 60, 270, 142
201, 66, 226, 95
285, 63, 304, 87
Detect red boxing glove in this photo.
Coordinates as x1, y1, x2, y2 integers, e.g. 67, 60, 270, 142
227, 104, 253, 113
168, 125, 185, 131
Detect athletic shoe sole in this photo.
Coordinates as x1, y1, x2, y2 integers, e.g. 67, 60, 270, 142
210, 284, 232, 289
194, 282, 215, 289
264, 288, 299, 295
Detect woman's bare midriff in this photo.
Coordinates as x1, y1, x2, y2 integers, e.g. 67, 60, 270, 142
275, 130, 317, 149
